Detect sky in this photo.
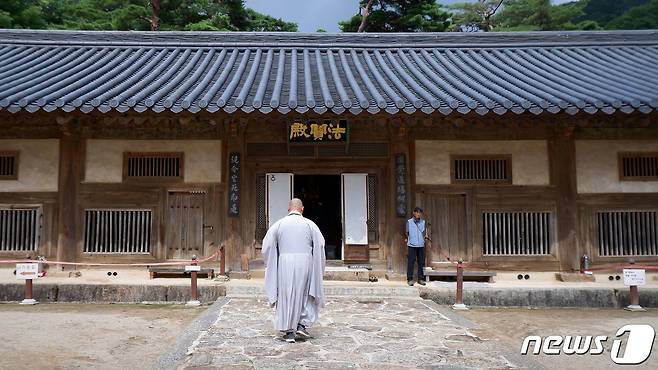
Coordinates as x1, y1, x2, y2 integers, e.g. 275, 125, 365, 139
244, 0, 574, 32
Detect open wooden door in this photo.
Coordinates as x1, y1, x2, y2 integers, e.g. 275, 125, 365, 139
266, 173, 293, 227
342, 173, 368, 262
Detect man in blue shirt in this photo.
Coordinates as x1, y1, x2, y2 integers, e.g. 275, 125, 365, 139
405, 207, 428, 286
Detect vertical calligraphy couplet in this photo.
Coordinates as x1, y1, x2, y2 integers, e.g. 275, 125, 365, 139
395, 153, 407, 217
228, 152, 241, 216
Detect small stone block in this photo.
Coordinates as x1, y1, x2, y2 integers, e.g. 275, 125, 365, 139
227, 271, 251, 279
384, 272, 407, 281
556, 272, 596, 282
624, 304, 646, 312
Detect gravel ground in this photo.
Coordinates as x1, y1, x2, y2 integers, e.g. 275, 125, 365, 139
459, 307, 658, 369
0, 303, 203, 370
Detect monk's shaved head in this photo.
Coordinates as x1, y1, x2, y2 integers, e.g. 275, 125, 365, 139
288, 198, 304, 212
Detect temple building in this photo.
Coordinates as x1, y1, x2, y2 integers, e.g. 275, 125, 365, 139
1, 29, 657, 276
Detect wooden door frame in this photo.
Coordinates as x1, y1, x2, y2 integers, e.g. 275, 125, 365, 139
165, 188, 208, 260
245, 159, 388, 262
416, 188, 473, 262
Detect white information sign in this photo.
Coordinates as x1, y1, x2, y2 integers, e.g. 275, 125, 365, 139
16, 263, 39, 280
185, 265, 201, 272
623, 269, 646, 286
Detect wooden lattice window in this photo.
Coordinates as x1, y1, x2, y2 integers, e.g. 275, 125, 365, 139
123, 152, 183, 181
482, 211, 552, 255
367, 174, 378, 243
255, 174, 267, 242
83, 209, 152, 253
0, 206, 40, 252
451, 155, 512, 184
0, 152, 19, 180
597, 210, 658, 257
619, 152, 658, 181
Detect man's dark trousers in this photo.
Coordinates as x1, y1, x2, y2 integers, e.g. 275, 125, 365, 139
407, 246, 425, 282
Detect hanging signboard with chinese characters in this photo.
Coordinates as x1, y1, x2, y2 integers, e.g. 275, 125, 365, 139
288, 119, 348, 143
228, 152, 240, 216
395, 154, 408, 217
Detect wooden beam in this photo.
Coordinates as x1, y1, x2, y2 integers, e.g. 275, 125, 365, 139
549, 128, 579, 271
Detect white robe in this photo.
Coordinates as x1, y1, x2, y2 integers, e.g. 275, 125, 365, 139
262, 211, 326, 332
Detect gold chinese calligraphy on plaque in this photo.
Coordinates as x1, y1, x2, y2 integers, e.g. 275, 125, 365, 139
288, 120, 347, 143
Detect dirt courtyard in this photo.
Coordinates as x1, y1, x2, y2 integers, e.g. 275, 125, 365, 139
1, 302, 657, 369
0, 303, 203, 370
461, 308, 658, 369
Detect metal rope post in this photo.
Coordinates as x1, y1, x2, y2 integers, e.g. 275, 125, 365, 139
186, 255, 201, 307
624, 259, 645, 312
452, 259, 468, 310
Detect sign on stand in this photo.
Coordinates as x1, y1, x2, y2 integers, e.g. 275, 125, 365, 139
16, 263, 39, 280
185, 265, 201, 272
623, 269, 646, 286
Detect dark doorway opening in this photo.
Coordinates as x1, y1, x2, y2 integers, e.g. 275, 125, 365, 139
294, 175, 342, 260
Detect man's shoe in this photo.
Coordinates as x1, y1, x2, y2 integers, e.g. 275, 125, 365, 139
407, 280, 414, 286
418, 280, 426, 286
296, 324, 311, 339
283, 331, 296, 343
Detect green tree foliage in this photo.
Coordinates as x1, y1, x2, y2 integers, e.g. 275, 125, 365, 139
244, 8, 297, 32
452, 0, 656, 32
339, 0, 451, 32
0, 0, 48, 29
450, 0, 505, 32
0, 0, 297, 31
576, 0, 647, 26
494, 0, 552, 31
606, 0, 658, 29
41, 1, 149, 31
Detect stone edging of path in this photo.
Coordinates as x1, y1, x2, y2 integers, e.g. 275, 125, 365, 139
152, 297, 230, 370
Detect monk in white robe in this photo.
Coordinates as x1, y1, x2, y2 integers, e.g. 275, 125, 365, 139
262, 198, 326, 343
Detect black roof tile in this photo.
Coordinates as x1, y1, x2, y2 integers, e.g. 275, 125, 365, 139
1, 29, 657, 116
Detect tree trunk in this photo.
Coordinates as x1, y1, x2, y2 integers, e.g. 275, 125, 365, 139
150, 0, 160, 31
357, 0, 375, 33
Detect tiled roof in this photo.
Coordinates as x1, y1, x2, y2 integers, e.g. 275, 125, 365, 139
1, 29, 657, 116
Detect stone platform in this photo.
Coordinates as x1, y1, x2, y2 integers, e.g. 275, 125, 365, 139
2, 268, 658, 308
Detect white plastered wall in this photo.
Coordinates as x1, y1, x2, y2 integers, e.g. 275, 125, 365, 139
85, 140, 222, 183
0, 140, 59, 192
576, 140, 658, 193
415, 140, 549, 185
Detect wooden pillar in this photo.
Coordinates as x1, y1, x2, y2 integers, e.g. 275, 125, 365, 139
387, 120, 411, 274
549, 126, 580, 271
224, 118, 246, 272
56, 133, 84, 268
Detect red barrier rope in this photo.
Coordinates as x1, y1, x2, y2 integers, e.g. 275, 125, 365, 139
588, 263, 658, 272
0, 248, 220, 267
426, 240, 465, 266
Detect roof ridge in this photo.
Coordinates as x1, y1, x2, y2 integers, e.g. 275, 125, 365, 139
1, 29, 657, 48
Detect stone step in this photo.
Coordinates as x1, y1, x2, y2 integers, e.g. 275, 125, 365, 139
226, 283, 421, 300
232, 266, 388, 282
